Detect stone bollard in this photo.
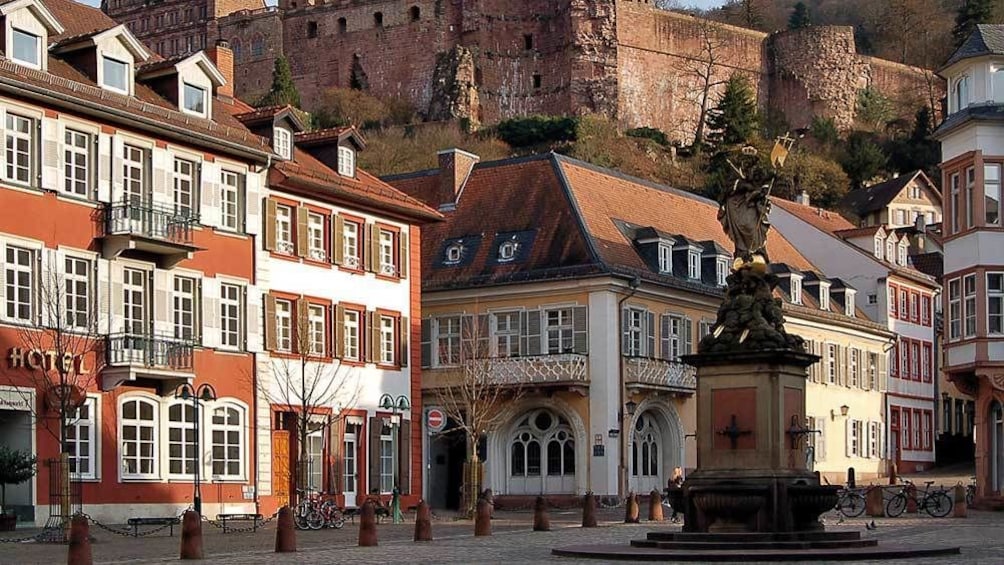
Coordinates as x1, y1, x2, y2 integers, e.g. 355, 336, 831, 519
906, 483, 918, 513
274, 506, 296, 553
358, 500, 378, 547
847, 467, 856, 489
67, 514, 92, 565
474, 498, 492, 536
866, 486, 885, 517
648, 489, 664, 522
954, 484, 968, 518
179, 510, 204, 560
532, 496, 550, 532
414, 500, 433, 541
624, 492, 640, 524
582, 492, 598, 528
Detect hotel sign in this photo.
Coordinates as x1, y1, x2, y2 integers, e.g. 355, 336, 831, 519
6, 347, 90, 375
0, 387, 33, 412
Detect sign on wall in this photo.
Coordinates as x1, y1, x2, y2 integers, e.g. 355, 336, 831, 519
426, 406, 447, 434
0, 386, 34, 412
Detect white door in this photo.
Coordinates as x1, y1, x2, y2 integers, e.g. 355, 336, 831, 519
343, 429, 358, 507
306, 430, 324, 493
630, 412, 664, 494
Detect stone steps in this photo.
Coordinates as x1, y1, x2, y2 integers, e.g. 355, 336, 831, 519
630, 538, 879, 550
645, 530, 862, 542
552, 543, 962, 562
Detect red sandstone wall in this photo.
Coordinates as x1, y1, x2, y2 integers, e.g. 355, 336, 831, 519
219, 8, 285, 105
864, 56, 945, 122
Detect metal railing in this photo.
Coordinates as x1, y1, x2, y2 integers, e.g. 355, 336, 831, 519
106, 333, 195, 370
623, 357, 697, 391
103, 200, 198, 244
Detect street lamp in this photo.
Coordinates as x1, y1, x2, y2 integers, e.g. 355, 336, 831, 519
378, 394, 411, 523
175, 382, 217, 515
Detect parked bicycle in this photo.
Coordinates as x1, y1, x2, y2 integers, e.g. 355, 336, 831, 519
885, 480, 952, 518
835, 488, 866, 517
966, 476, 976, 505
295, 489, 347, 530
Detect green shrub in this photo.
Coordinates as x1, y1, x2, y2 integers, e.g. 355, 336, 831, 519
626, 127, 671, 147
495, 115, 579, 148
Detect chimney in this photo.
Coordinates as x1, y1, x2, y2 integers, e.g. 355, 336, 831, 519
914, 213, 926, 232
795, 190, 810, 206
206, 39, 234, 100
436, 148, 480, 210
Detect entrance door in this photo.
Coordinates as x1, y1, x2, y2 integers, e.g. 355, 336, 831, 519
272, 430, 290, 507
631, 413, 664, 494
992, 403, 1003, 493
890, 407, 902, 473
343, 427, 358, 507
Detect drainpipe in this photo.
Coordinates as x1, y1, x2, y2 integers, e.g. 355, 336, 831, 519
617, 275, 641, 500
251, 153, 270, 516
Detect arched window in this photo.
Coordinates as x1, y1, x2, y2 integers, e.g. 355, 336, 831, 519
374, 12, 383, 27
167, 401, 197, 476
211, 404, 245, 478
509, 409, 574, 477
230, 39, 242, 61
409, 6, 420, 21
338, 17, 347, 34
954, 75, 970, 113
120, 396, 159, 479
250, 35, 265, 57
631, 413, 661, 477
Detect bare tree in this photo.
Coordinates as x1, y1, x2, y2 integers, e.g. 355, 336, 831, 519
676, 16, 731, 150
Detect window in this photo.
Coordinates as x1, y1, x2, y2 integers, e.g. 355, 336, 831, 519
923, 411, 932, 451
435, 316, 461, 366
850, 420, 862, 457
220, 170, 242, 231
897, 243, 907, 266
849, 348, 859, 388
251, 36, 264, 56
869, 422, 880, 458
64, 256, 91, 329
873, 236, 883, 258
899, 339, 908, 377
379, 314, 396, 364
122, 267, 147, 337
699, 319, 714, 340
661, 314, 684, 361
211, 405, 243, 478
944, 399, 952, 435
444, 243, 463, 265
993, 67, 1004, 102
343, 309, 361, 360
173, 158, 196, 218
826, 344, 836, 384
790, 276, 802, 305
275, 298, 292, 352
498, 240, 518, 262
819, 284, 830, 310
309, 304, 326, 356
4, 246, 34, 322
921, 294, 931, 326
342, 220, 361, 268
894, 209, 905, 225
910, 341, 920, 380
5, 113, 33, 185
899, 289, 908, 319
337, 17, 347, 33
64, 129, 91, 197
532, 74, 542, 89
123, 145, 146, 204
902, 408, 911, 450
306, 21, 318, 38
66, 397, 96, 479
954, 75, 970, 112
220, 283, 242, 349
868, 352, 879, 390
868, 293, 877, 305
886, 238, 896, 262
493, 311, 520, 358
379, 423, 394, 493
844, 290, 855, 316
955, 399, 965, 436
949, 278, 961, 340
182, 83, 207, 116
102, 57, 130, 93
657, 243, 672, 274
989, 273, 1004, 335
337, 146, 355, 177
987, 164, 1001, 225
910, 186, 921, 199
950, 172, 960, 234
966, 167, 976, 228
913, 410, 922, 450
626, 308, 644, 357
173, 276, 197, 341
275, 204, 294, 254
524, 33, 533, 50
307, 212, 326, 261
378, 229, 397, 275
167, 402, 197, 476
11, 29, 41, 68
410, 5, 421, 21
546, 308, 574, 354
374, 11, 384, 27
922, 342, 932, 382
120, 397, 158, 478
910, 292, 920, 322
274, 128, 292, 159
964, 274, 977, 338
716, 258, 729, 286
687, 251, 700, 280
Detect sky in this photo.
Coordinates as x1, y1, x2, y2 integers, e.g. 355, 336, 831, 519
81, 0, 730, 10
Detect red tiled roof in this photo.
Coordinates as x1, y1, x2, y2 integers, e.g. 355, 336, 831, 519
295, 126, 355, 144
45, 0, 117, 43
771, 197, 856, 234
834, 226, 883, 238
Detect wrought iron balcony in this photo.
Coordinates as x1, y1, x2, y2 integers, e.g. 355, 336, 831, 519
99, 201, 201, 267
423, 353, 589, 389
623, 357, 696, 393
102, 333, 195, 390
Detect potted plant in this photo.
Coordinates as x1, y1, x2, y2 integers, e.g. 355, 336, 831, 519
0, 447, 37, 531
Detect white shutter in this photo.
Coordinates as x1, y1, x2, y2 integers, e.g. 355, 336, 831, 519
865, 421, 873, 459
97, 133, 111, 203
153, 270, 171, 335
151, 146, 170, 207
199, 161, 221, 228
110, 136, 123, 203
202, 277, 220, 348
817, 418, 826, 462
41, 119, 61, 192
109, 262, 124, 334
96, 258, 110, 333
879, 423, 887, 460
845, 418, 853, 457
41, 248, 58, 328
246, 285, 262, 352
245, 171, 262, 235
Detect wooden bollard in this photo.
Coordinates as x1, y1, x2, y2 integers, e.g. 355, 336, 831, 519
648, 489, 664, 522
906, 484, 918, 513
866, 486, 885, 517
954, 484, 968, 518
414, 500, 433, 541
582, 492, 597, 528
179, 510, 204, 560
474, 497, 492, 536
275, 506, 296, 553
532, 496, 550, 532
67, 514, 93, 565
624, 492, 639, 523
358, 500, 378, 547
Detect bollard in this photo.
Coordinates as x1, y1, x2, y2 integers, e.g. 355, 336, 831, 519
414, 500, 433, 541
532, 496, 550, 532
906, 483, 918, 513
67, 514, 92, 565
275, 506, 296, 553
847, 467, 856, 489
358, 500, 378, 547
888, 462, 898, 485
648, 489, 664, 522
474, 497, 492, 536
866, 486, 885, 517
582, 492, 598, 528
624, 492, 639, 524
954, 484, 968, 518
179, 510, 204, 560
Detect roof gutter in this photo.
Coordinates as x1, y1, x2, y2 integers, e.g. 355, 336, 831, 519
275, 171, 444, 223
0, 77, 271, 163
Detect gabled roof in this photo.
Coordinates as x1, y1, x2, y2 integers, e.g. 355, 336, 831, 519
45, 0, 115, 42
295, 126, 367, 150
0, 0, 63, 34
51, 24, 149, 62
834, 225, 884, 239
137, 51, 226, 86
839, 170, 937, 217
943, 24, 1004, 70
236, 104, 307, 131
933, 102, 1004, 139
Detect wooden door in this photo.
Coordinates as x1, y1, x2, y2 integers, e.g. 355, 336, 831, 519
272, 430, 291, 507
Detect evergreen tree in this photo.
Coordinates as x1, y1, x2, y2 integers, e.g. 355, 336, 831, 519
257, 57, 301, 109
706, 73, 760, 148
840, 132, 887, 189
788, 2, 811, 30
953, 0, 995, 48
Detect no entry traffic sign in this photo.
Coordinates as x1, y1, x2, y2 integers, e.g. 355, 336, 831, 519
426, 407, 447, 433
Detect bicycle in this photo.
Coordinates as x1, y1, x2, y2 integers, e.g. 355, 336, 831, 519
293, 490, 346, 530
885, 480, 953, 518
834, 488, 866, 518
966, 476, 976, 505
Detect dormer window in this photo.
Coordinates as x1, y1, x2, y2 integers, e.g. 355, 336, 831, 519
102, 56, 130, 94
182, 83, 207, 116
716, 258, 729, 287
11, 29, 41, 68
274, 128, 292, 159
873, 235, 883, 259
953, 75, 970, 113
819, 283, 830, 311
897, 241, 908, 266
885, 239, 896, 263
444, 243, 463, 265
498, 240, 518, 262
687, 251, 700, 280
337, 146, 355, 177
845, 290, 856, 316
657, 243, 672, 274
791, 276, 803, 305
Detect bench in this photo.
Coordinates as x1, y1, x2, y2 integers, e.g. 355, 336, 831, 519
216, 513, 263, 533
126, 516, 180, 537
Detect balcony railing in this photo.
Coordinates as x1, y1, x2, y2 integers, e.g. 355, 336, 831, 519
104, 201, 198, 244
623, 357, 696, 392
425, 353, 589, 389
106, 333, 195, 371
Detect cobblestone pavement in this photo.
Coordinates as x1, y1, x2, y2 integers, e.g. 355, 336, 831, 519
1, 508, 1002, 564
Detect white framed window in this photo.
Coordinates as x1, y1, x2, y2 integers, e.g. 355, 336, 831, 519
275, 204, 294, 254
699, 319, 714, 339
64, 256, 91, 330
992, 66, 1004, 103
379, 421, 395, 493
844, 290, 856, 316
220, 171, 242, 232
378, 229, 396, 275
546, 307, 574, 354
445, 243, 463, 265
498, 240, 518, 262
211, 404, 245, 478
660, 314, 683, 361
343, 309, 361, 361
950, 172, 960, 234
435, 316, 461, 366
493, 311, 521, 358
657, 243, 672, 274
986, 163, 1001, 226
868, 352, 879, 390
790, 276, 802, 305
849, 348, 859, 387
307, 212, 326, 261
868, 293, 877, 305
948, 278, 961, 340
173, 276, 197, 341
122, 267, 148, 336
897, 243, 907, 266
885, 237, 896, 262
308, 303, 326, 356
11, 29, 41, 68
850, 420, 862, 457
873, 236, 883, 258
626, 308, 644, 357
66, 397, 97, 479
5, 113, 34, 185
342, 220, 361, 268
120, 397, 158, 479
274, 128, 292, 159
819, 284, 830, 310
64, 129, 91, 197
337, 146, 355, 177
964, 274, 977, 338
167, 401, 197, 476
4, 245, 34, 322
894, 209, 905, 226
173, 158, 196, 218
687, 251, 700, 280
101, 56, 130, 93
123, 145, 146, 204
953, 75, 970, 112
989, 273, 1004, 335
182, 83, 207, 116
966, 167, 976, 228
716, 258, 729, 286
869, 422, 880, 458
219, 283, 242, 349
275, 298, 292, 352
379, 315, 396, 364
826, 344, 836, 385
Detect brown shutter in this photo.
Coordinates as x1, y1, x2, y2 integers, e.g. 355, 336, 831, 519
398, 419, 411, 494
365, 310, 376, 363
398, 232, 409, 279
335, 304, 346, 358
331, 417, 344, 494
296, 206, 309, 258
364, 224, 374, 272
296, 298, 309, 354
368, 416, 381, 494
333, 214, 344, 265
399, 316, 409, 367
264, 198, 277, 251
264, 294, 277, 351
